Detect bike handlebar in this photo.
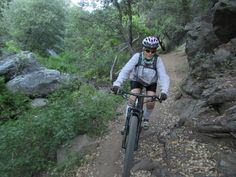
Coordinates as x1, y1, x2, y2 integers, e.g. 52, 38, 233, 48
117, 89, 162, 103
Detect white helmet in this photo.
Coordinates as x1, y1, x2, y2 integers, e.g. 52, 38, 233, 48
142, 36, 159, 48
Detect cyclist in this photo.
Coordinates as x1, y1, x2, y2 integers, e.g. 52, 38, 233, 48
111, 36, 170, 129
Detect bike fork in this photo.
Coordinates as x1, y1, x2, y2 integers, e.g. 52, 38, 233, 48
134, 116, 142, 151
122, 109, 131, 149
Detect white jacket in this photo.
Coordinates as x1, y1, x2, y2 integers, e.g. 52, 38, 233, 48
113, 52, 170, 94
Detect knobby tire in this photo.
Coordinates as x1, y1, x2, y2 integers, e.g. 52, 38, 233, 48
123, 115, 138, 177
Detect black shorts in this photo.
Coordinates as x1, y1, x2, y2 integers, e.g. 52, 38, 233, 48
130, 81, 157, 92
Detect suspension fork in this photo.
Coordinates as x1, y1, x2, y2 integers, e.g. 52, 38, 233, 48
122, 96, 144, 150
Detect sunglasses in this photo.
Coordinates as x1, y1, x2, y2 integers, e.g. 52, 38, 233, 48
145, 49, 156, 54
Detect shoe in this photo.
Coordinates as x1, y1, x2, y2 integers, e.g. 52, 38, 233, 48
143, 120, 149, 130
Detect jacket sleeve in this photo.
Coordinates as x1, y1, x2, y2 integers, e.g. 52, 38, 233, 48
156, 57, 170, 94
113, 53, 139, 87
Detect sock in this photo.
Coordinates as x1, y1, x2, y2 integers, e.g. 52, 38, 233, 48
143, 108, 153, 120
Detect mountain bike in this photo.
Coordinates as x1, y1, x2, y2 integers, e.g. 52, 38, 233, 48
117, 89, 162, 177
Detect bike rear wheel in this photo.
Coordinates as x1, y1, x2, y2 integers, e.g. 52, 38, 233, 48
122, 115, 138, 177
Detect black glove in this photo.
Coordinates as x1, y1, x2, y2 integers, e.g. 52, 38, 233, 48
111, 86, 120, 94
160, 92, 167, 101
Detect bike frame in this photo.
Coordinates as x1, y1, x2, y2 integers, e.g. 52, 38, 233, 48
121, 93, 144, 150
119, 90, 161, 150
118, 90, 161, 177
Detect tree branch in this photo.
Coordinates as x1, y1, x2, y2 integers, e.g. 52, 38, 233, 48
110, 45, 128, 82
110, 34, 139, 81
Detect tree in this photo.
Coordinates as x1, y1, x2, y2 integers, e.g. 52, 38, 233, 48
0, 0, 12, 55
0, 0, 11, 17
2, 0, 67, 54
101, 0, 137, 54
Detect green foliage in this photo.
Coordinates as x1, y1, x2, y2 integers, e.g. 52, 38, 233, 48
0, 1, 218, 176
64, 6, 124, 80
62, 0, 215, 81
3, 40, 21, 53
53, 154, 83, 177
0, 76, 30, 121
0, 82, 120, 177
136, 0, 214, 47
38, 52, 78, 73
2, 0, 66, 54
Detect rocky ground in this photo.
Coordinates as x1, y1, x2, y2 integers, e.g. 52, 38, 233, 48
75, 50, 236, 177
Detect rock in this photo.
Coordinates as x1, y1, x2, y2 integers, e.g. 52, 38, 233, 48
181, 77, 204, 99
6, 68, 65, 97
175, 0, 236, 150
0, 51, 41, 81
196, 104, 236, 139
31, 98, 49, 108
56, 134, 99, 165
207, 89, 236, 104
213, 0, 236, 43
213, 48, 231, 63
46, 49, 58, 57
217, 152, 236, 176
151, 167, 170, 177
223, 105, 236, 131
0, 51, 74, 97
132, 158, 160, 172
185, 20, 220, 58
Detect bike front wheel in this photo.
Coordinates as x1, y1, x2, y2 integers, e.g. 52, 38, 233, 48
123, 115, 138, 177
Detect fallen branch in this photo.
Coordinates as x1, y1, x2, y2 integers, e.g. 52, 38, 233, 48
109, 45, 128, 82
110, 35, 140, 82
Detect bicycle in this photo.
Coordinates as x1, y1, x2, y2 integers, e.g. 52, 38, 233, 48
117, 89, 162, 177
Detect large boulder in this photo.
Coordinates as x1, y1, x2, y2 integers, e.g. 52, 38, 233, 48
0, 51, 41, 81
0, 51, 72, 97
213, 0, 236, 43
176, 1, 236, 174
57, 135, 98, 165
185, 19, 220, 58
182, 0, 236, 99
6, 68, 69, 97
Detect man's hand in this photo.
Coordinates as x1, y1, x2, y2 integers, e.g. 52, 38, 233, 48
111, 86, 120, 94
160, 92, 167, 101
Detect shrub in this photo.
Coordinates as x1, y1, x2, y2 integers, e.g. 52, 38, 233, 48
0, 76, 29, 121
0, 82, 120, 177
38, 52, 78, 73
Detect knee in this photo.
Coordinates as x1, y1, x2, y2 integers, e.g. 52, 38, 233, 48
146, 102, 155, 109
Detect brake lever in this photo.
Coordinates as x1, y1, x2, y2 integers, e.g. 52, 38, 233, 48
155, 96, 162, 103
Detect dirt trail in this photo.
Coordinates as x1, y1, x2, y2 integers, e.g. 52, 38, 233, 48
76, 50, 189, 177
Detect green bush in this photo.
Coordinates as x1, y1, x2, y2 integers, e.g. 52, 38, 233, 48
38, 52, 78, 73
0, 82, 120, 177
0, 76, 30, 121
2, 40, 21, 53
2, 0, 66, 54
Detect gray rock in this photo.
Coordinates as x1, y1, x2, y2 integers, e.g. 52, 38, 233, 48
207, 89, 236, 104
151, 167, 170, 177
185, 20, 219, 58
223, 105, 236, 131
217, 152, 236, 176
0, 51, 41, 80
213, 0, 236, 43
132, 158, 160, 172
57, 134, 98, 164
31, 98, 49, 108
177, 0, 236, 143
6, 68, 64, 96
0, 51, 74, 97
213, 48, 231, 63
181, 78, 203, 98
